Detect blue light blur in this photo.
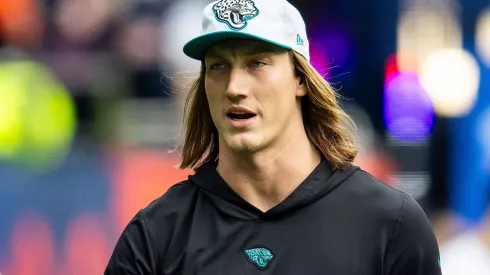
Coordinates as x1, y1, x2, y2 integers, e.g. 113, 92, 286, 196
384, 72, 435, 142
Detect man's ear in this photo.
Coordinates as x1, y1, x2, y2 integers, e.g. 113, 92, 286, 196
295, 68, 307, 97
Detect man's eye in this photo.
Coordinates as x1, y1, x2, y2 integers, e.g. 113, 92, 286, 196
249, 60, 265, 68
210, 63, 225, 70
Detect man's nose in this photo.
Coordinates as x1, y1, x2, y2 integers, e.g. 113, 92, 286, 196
224, 68, 250, 100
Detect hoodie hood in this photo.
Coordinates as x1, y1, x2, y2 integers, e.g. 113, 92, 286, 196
188, 159, 360, 221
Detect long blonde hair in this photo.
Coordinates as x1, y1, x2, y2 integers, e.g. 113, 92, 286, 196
178, 50, 358, 170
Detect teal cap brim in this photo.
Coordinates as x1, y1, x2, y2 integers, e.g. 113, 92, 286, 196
183, 31, 292, 61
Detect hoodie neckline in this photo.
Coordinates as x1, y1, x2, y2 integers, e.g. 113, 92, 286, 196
188, 158, 359, 220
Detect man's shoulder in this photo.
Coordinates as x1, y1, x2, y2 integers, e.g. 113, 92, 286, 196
341, 168, 422, 222
347, 168, 406, 203
140, 179, 199, 222
334, 168, 435, 247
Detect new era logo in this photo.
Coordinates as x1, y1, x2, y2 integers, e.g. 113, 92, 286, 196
296, 34, 304, 46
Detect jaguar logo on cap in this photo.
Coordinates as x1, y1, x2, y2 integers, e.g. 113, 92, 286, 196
212, 0, 259, 30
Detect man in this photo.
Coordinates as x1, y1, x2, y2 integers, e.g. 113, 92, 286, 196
105, 0, 443, 274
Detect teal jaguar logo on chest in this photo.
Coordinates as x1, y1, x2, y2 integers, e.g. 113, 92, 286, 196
243, 247, 274, 269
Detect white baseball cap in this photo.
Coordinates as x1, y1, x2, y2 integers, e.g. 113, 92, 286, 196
183, 0, 310, 61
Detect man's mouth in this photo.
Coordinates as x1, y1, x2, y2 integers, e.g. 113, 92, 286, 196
227, 112, 257, 120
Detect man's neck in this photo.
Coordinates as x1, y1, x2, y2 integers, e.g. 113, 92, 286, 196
216, 133, 321, 213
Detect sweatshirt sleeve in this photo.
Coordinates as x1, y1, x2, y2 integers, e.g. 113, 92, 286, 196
384, 195, 442, 275
104, 211, 154, 275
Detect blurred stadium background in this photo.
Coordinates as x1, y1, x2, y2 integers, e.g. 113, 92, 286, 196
0, 0, 489, 274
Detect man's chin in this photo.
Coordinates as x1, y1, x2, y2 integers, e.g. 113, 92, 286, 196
219, 132, 266, 153
228, 143, 261, 153
225, 138, 263, 153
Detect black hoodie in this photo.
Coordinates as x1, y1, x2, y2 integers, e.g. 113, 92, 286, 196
104, 159, 442, 275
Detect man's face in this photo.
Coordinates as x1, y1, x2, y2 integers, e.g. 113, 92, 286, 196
204, 39, 307, 154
